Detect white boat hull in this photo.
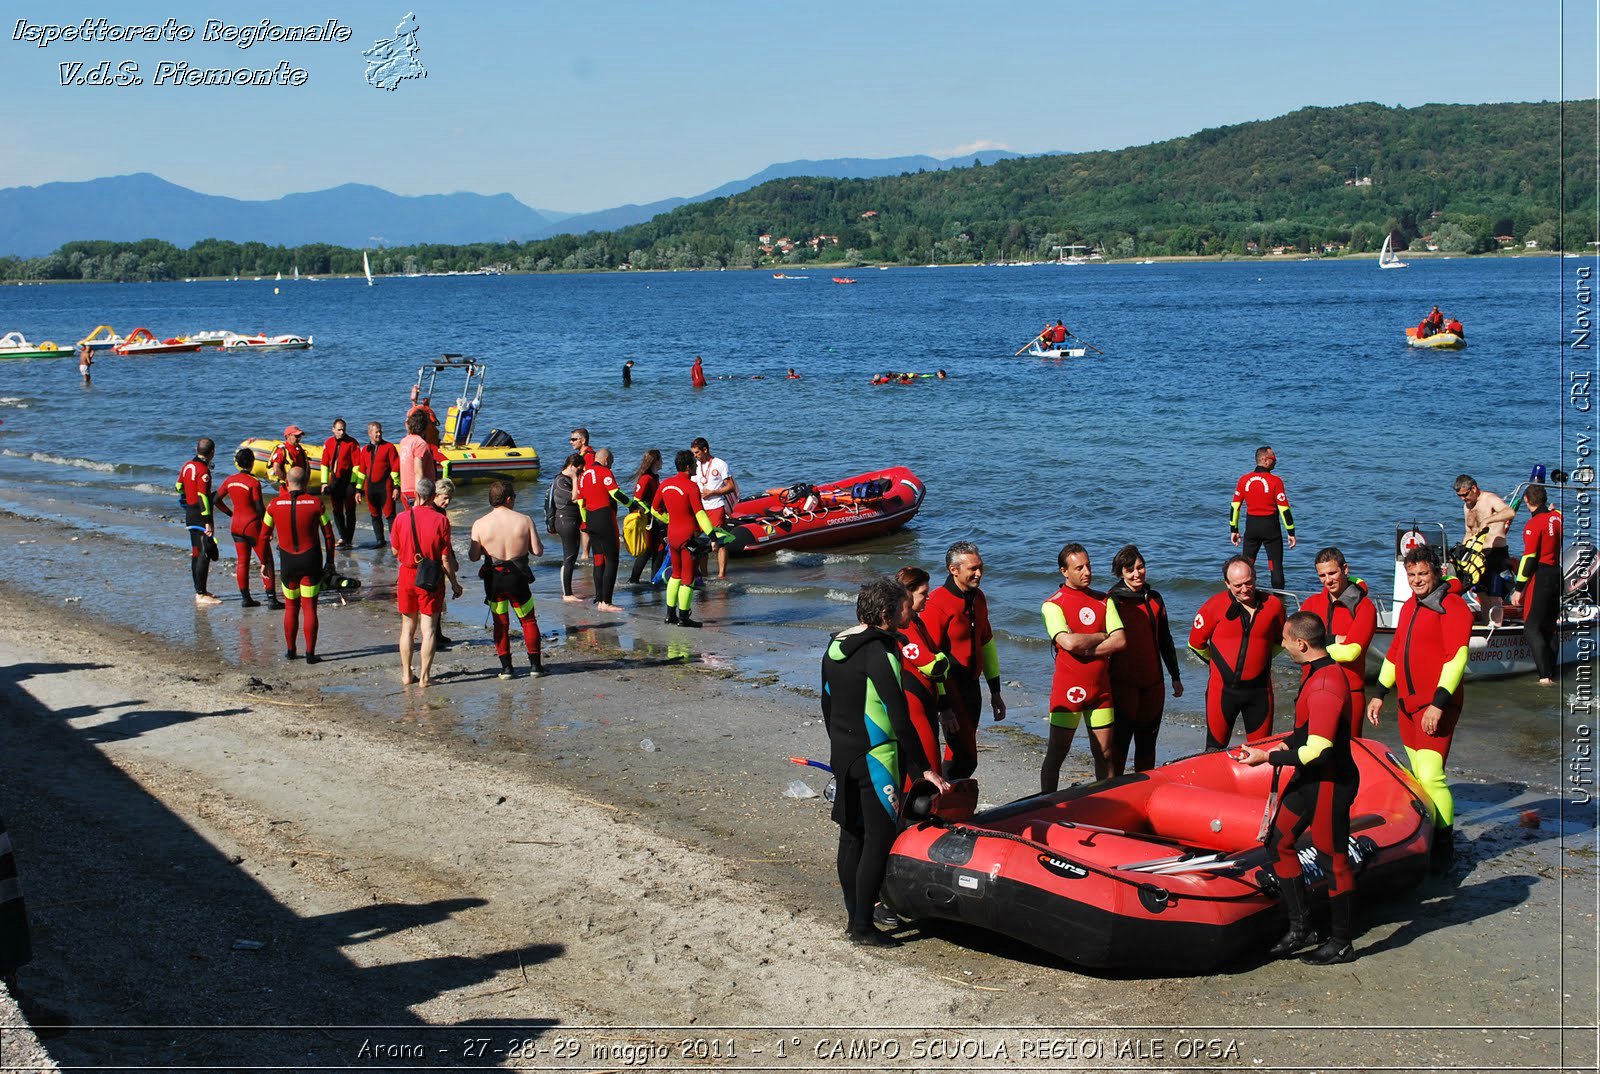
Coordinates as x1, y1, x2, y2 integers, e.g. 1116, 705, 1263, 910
1027, 343, 1087, 358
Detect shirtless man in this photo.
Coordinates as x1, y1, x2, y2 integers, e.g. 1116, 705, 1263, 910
469, 481, 547, 679
1454, 473, 1516, 609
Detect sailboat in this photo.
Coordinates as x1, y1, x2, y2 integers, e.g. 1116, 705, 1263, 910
292, 265, 300, 281
275, 270, 281, 282
363, 251, 375, 287
1379, 233, 1407, 270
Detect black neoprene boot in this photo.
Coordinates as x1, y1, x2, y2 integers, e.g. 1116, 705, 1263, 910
529, 652, 545, 678
1430, 824, 1455, 874
1301, 893, 1356, 964
240, 589, 260, 608
1269, 874, 1316, 958
666, 606, 679, 625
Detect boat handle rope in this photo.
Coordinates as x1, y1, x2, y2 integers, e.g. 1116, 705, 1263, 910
920, 818, 1270, 902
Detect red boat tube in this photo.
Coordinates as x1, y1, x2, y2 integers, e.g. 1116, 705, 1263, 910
723, 466, 925, 555
882, 736, 1433, 971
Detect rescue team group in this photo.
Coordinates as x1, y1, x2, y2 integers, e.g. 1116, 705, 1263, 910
172, 428, 1567, 957
821, 449, 1565, 955
174, 410, 742, 685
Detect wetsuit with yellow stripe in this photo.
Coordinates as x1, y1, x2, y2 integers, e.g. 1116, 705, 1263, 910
1517, 506, 1564, 681
1372, 579, 1471, 828
1230, 467, 1294, 588
650, 472, 717, 619
1266, 656, 1359, 895
177, 455, 214, 595
1042, 585, 1123, 730
1300, 580, 1376, 737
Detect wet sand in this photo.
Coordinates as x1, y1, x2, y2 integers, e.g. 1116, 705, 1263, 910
0, 507, 1594, 1072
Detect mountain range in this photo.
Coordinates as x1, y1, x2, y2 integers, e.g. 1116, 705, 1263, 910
0, 150, 1035, 256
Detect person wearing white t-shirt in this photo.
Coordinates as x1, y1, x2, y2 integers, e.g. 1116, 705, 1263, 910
691, 436, 734, 579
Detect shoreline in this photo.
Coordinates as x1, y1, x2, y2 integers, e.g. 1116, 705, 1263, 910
0, 505, 1594, 1070
0, 248, 1576, 287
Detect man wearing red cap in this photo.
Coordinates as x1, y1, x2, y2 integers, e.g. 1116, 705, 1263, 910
268, 425, 309, 491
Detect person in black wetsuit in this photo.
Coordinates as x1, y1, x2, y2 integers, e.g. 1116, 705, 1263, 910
548, 453, 584, 603
176, 437, 219, 606
1238, 611, 1361, 965
822, 577, 948, 947
622, 359, 634, 386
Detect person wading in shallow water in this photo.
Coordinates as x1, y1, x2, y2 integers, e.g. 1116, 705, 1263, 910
469, 479, 546, 680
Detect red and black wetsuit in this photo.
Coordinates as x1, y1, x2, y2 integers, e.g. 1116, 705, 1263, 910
1107, 580, 1182, 772
1230, 467, 1294, 588
651, 472, 714, 619
1266, 656, 1360, 898
628, 469, 665, 585
1517, 506, 1564, 680
357, 439, 400, 544
577, 462, 629, 605
216, 470, 274, 600
176, 455, 214, 595
896, 614, 950, 787
920, 579, 999, 780
691, 359, 707, 388
264, 489, 336, 659
321, 432, 361, 547
1300, 580, 1377, 737
1189, 591, 1286, 749
1050, 323, 1068, 344
268, 441, 309, 490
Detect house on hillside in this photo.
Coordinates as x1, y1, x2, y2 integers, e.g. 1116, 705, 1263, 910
1496, 235, 1518, 248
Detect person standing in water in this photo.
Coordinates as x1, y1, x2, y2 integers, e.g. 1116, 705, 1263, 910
469, 480, 546, 679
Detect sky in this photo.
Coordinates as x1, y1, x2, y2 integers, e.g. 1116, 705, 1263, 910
1, 1, 1595, 214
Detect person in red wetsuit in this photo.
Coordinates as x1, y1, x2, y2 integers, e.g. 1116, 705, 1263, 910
268, 426, 308, 491
1299, 547, 1377, 737
1189, 556, 1287, 750
690, 355, 707, 389
1424, 305, 1445, 334
1229, 445, 1296, 589
920, 541, 1006, 780
1040, 543, 1126, 790
627, 449, 666, 585
263, 465, 336, 663
1512, 483, 1563, 685
391, 476, 461, 686
650, 450, 719, 626
1366, 545, 1472, 872
1238, 611, 1361, 965
576, 447, 636, 612
320, 418, 361, 549
1443, 316, 1464, 339
355, 421, 400, 548
894, 566, 951, 792
215, 447, 279, 609
1050, 320, 1069, 344
176, 438, 219, 606
1106, 544, 1184, 775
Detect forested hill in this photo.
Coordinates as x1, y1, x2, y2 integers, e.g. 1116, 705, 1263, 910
3, 101, 1594, 281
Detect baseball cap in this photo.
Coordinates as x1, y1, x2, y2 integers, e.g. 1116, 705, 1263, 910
284, 424, 304, 437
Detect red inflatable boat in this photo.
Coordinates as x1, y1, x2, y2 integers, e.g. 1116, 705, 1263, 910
723, 466, 925, 555
881, 736, 1433, 972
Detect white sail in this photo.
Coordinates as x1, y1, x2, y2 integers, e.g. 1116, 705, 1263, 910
1379, 234, 1407, 270
275, 270, 281, 281
363, 251, 374, 286
293, 265, 300, 281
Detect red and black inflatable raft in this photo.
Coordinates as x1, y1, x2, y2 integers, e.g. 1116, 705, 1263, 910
723, 466, 925, 555
881, 736, 1434, 972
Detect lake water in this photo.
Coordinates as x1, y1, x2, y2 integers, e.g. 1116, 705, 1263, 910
0, 257, 1584, 788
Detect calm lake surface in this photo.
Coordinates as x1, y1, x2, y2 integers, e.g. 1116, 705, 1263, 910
0, 257, 1584, 789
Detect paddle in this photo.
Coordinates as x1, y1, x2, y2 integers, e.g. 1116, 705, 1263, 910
1013, 330, 1047, 356
1068, 331, 1105, 355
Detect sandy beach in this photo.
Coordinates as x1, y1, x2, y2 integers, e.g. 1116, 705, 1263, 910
0, 504, 1594, 1072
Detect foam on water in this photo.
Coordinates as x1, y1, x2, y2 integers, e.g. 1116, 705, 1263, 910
1, 448, 130, 474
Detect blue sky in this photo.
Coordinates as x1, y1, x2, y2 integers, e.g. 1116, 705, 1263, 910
1, 1, 1594, 213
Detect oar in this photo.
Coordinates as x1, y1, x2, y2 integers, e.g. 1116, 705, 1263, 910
1068, 331, 1105, 355
1013, 331, 1047, 356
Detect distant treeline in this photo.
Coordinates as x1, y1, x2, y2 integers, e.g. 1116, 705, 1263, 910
2, 100, 1593, 282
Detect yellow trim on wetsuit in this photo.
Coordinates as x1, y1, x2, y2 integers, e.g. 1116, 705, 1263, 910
1377, 657, 1397, 690
915, 650, 950, 682
1277, 503, 1294, 535
281, 578, 322, 599
1516, 552, 1536, 583
1405, 746, 1453, 826
1229, 499, 1242, 532
1327, 641, 1362, 664
1105, 599, 1124, 634
1049, 706, 1115, 730
1296, 734, 1333, 765
1041, 601, 1069, 640
1437, 644, 1469, 696
980, 637, 999, 681
491, 592, 537, 618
